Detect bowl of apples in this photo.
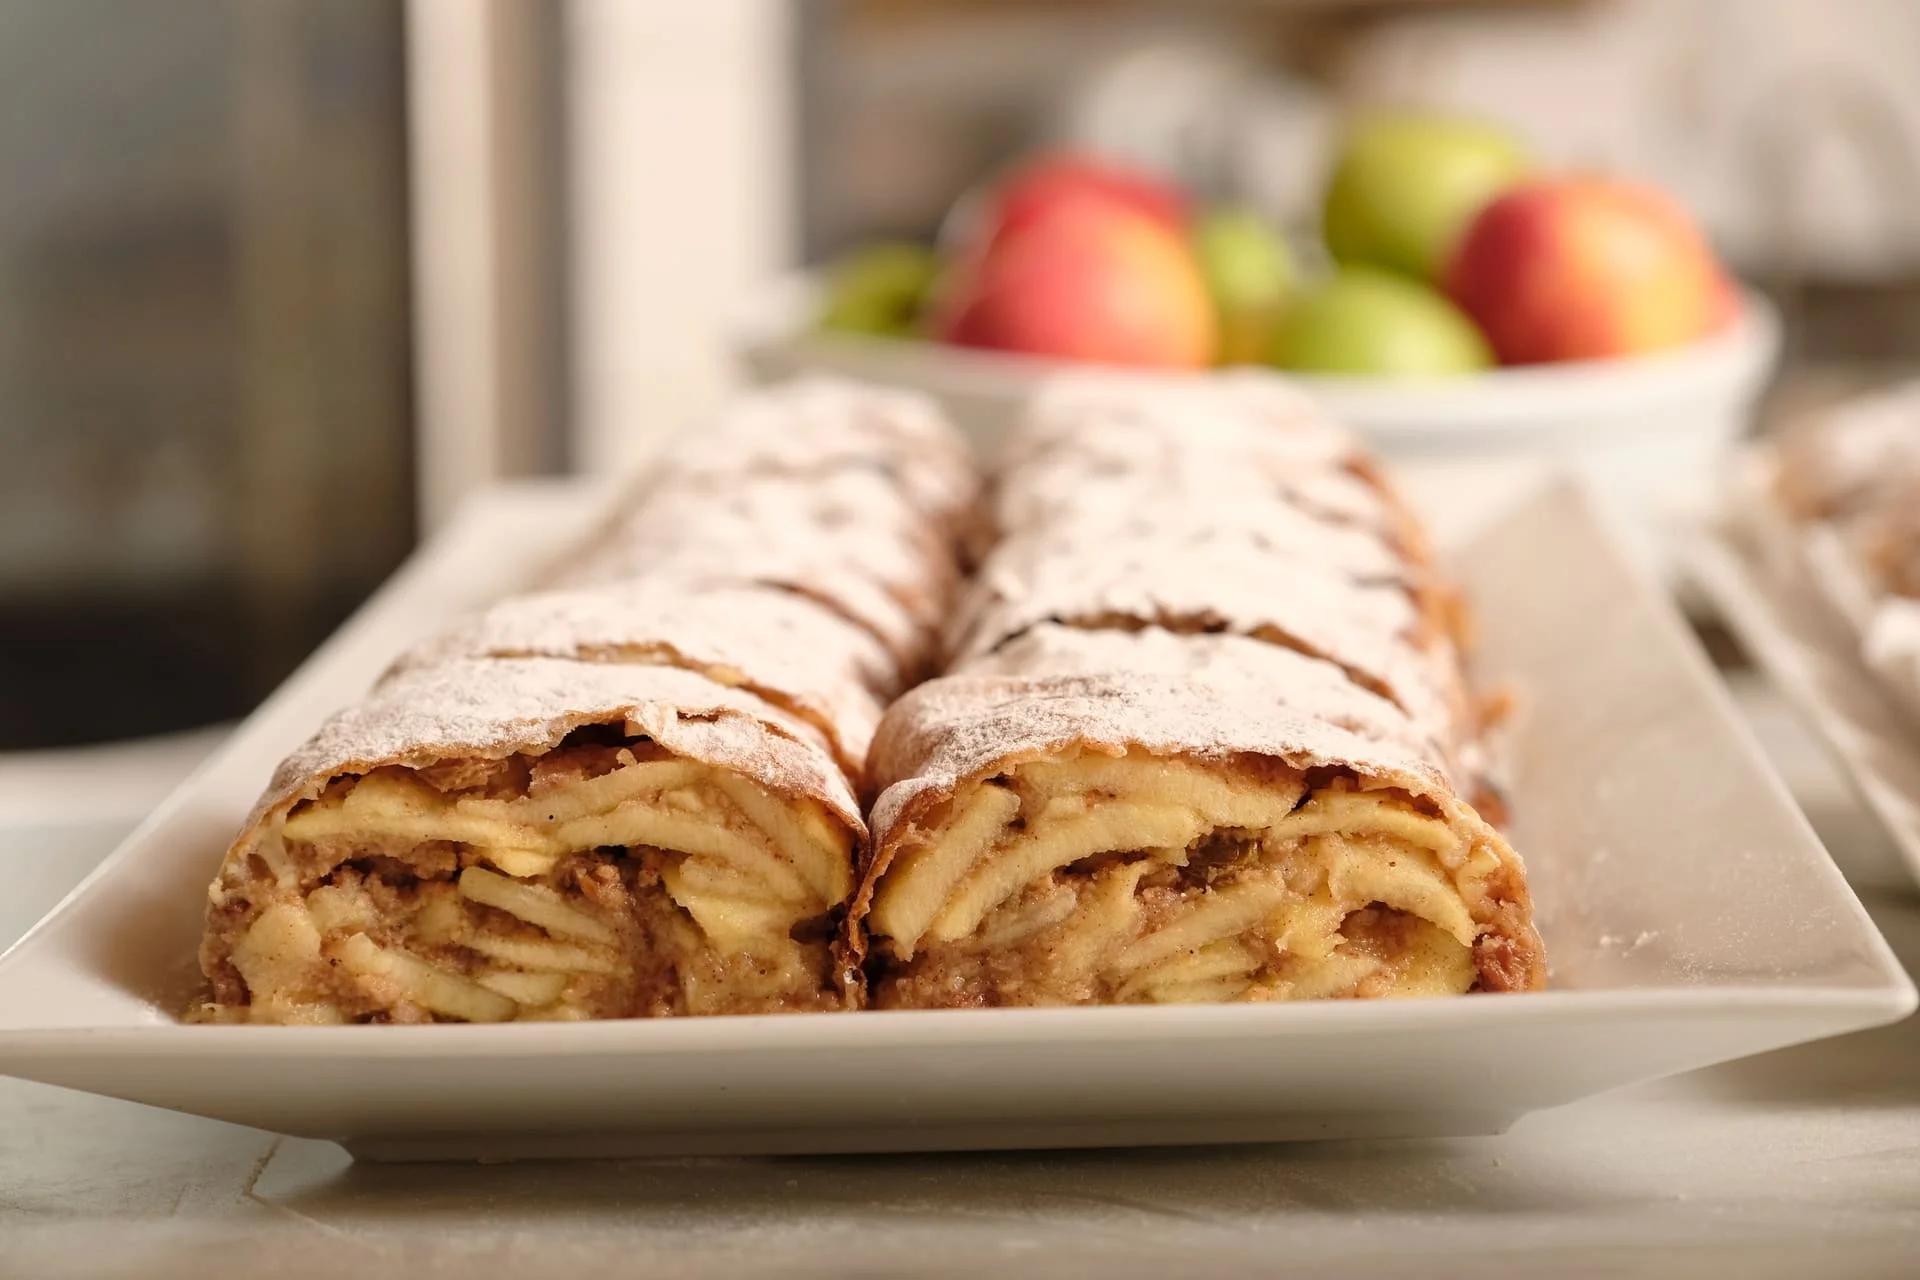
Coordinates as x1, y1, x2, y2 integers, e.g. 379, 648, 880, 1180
733, 113, 1778, 562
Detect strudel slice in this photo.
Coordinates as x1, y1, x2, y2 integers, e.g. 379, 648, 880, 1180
618, 472, 957, 619
197, 659, 863, 1024
949, 529, 1474, 778
395, 581, 894, 782
992, 373, 1434, 561
553, 378, 979, 678
651, 375, 980, 537
562, 471, 956, 678
854, 644, 1544, 1008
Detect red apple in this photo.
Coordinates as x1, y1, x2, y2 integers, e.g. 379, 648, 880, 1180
1444, 176, 1737, 364
935, 195, 1215, 369
956, 152, 1188, 256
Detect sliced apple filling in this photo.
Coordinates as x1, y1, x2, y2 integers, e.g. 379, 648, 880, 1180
204, 741, 857, 1023
865, 747, 1508, 1008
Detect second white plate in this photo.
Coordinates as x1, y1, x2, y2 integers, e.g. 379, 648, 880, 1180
1687, 520, 1920, 887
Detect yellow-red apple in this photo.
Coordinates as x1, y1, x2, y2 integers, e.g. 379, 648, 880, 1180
935, 194, 1216, 369
964, 153, 1188, 254
1444, 177, 1737, 364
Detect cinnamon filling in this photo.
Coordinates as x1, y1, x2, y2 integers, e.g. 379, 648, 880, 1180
198, 733, 855, 1024
865, 749, 1511, 1009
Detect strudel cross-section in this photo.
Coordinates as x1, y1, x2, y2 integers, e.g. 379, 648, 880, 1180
195, 379, 976, 1023
852, 375, 1545, 1007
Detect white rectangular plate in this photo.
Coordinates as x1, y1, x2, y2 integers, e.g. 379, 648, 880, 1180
0, 470, 1909, 1162
1687, 519, 1920, 886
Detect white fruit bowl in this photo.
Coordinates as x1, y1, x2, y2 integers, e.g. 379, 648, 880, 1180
731, 271, 1781, 568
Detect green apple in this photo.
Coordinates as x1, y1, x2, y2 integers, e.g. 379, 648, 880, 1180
1323, 111, 1530, 281
1270, 266, 1492, 376
816, 242, 941, 337
1192, 206, 1295, 365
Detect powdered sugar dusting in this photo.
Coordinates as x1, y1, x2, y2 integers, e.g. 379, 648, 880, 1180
986, 481, 1413, 583
651, 375, 979, 529
1008, 370, 1359, 470
555, 469, 960, 671
537, 379, 977, 677
867, 669, 1457, 841
998, 374, 1437, 565
391, 581, 894, 775
572, 471, 957, 624
996, 455, 1398, 545
246, 657, 863, 843
960, 624, 1450, 768
953, 533, 1424, 686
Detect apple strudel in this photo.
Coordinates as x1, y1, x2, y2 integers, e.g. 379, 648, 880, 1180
856, 374, 1539, 1008
197, 659, 864, 1024
852, 648, 1545, 1008
196, 378, 977, 1025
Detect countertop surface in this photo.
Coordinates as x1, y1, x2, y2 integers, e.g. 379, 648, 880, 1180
2, 679, 1916, 1280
